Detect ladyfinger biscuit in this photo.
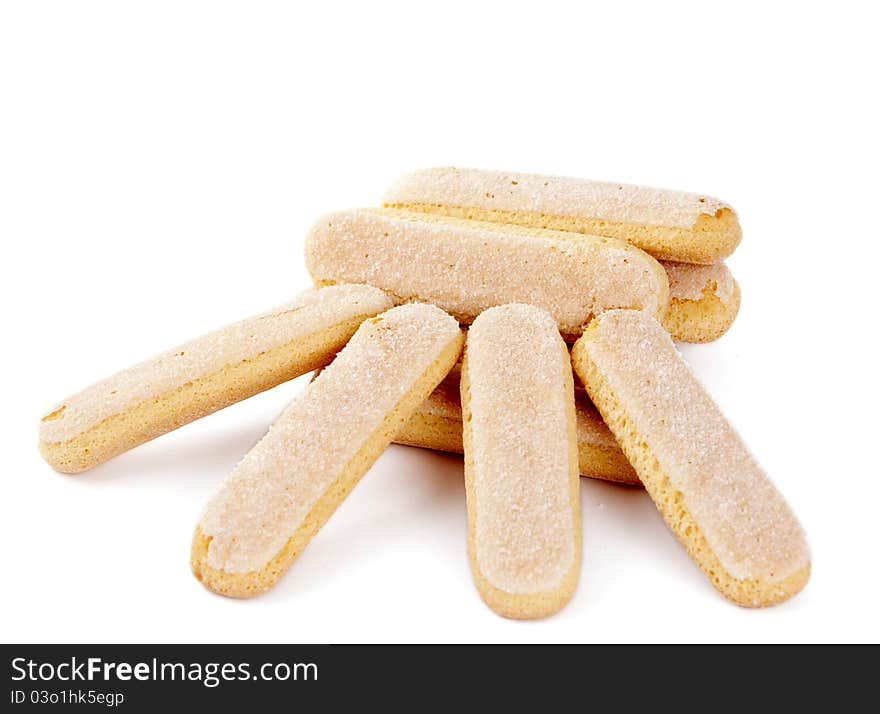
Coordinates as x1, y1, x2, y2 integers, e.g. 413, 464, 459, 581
662, 261, 741, 343
384, 167, 741, 264
462, 304, 581, 618
305, 207, 669, 340
571, 310, 809, 607
191, 303, 464, 598
39, 284, 393, 474
395, 370, 640, 486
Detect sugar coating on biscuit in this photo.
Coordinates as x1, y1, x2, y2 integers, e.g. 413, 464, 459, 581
465, 304, 578, 594
578, 310, 808, 581
384, 167, 731, 229
665, 261, 735, 303
305, 208, 668, 337
39, 284, 393, 444
199, 302, 461, 574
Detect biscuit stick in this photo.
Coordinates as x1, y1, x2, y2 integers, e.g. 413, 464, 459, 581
462, 304, 581, 618
384, 167, 741, 264
192, 303, 464, 597
662, 261, 741, 343
571, 309, 809, 606
305, 207, 668, 340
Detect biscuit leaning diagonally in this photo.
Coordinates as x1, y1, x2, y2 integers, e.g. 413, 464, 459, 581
571, 309, 809, 606
39, 284, 393, 474
305, 207, 668, 340
662, 261, 741, 343
192, 302, 464, 598
462, 304, 582, 618
384, 167, 741, 264
395, 370, 639, 486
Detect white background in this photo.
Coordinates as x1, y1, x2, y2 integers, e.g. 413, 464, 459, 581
2, 1, 878, 644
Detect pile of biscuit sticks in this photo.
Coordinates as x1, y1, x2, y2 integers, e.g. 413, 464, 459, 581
39, 168, 809, 618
